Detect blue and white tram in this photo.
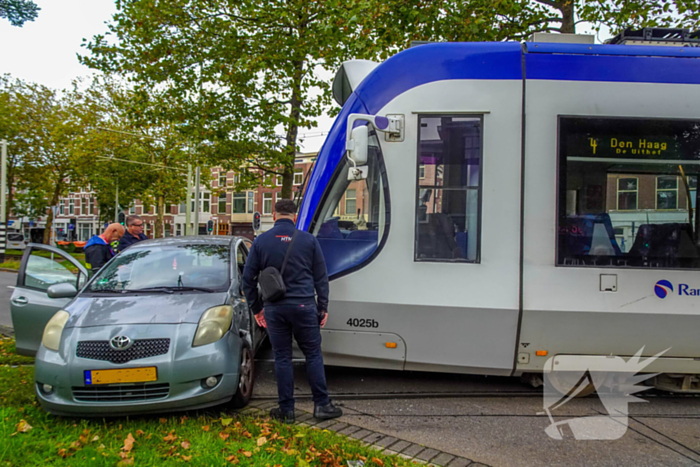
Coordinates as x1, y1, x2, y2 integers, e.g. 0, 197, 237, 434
298, 34, 700, 391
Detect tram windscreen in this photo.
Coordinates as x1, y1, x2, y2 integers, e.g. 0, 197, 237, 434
311, 130, 388, 277
557, 117, 700, 269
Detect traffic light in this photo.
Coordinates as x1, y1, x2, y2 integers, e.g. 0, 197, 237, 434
253, 211, 261, 231
117, 212, 125, 225
207, 220, 214, 233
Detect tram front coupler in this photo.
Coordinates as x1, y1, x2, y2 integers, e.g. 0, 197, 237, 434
345, 113, 402, 181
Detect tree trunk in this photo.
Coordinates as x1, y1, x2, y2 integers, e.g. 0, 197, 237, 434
156, 195, 164, 238
280, 59, 304, 201
43, 179, 62, 244
5, 164, 14, 226
559, 1, 575, 34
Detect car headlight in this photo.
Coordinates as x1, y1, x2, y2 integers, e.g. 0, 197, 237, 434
193, 305, 233, 347
42, 310, 69, 351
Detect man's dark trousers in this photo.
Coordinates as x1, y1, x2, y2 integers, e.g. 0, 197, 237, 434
265, 302, 330, 412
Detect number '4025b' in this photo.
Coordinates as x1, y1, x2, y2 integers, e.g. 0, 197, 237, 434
346, 318, 379, 328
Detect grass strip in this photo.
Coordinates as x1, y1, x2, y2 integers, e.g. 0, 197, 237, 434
0, 337, 35, 365
0, 364, 413, 466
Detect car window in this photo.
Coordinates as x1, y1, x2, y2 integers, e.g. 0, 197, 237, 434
88, 243, 231, 292
7, 233, 23, 242
24, 250, 80, 291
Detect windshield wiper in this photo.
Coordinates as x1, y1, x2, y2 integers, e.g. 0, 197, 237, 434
167, 286, 216, 293
123, 286, 216, 294
123, 287, 174, 294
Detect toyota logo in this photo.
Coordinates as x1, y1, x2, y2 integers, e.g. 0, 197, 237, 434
110, 335, 132, 350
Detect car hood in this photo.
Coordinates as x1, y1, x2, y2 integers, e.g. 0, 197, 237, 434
65, 292, 231, 327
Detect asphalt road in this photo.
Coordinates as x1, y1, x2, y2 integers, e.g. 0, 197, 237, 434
254, 361, 700, 467
0, 271, 17, 328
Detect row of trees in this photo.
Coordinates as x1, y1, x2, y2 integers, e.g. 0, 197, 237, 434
0, 75, 198, 241
2, 0, 697, 242
81, 0, 699, 201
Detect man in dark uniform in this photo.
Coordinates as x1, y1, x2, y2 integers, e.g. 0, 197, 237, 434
242, 199, 342, 422
118, 215, 148, 252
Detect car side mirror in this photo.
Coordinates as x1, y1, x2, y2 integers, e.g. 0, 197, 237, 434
47, 282, 78, 299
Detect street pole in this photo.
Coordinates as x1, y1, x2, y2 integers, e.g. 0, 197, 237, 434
185, 163, 192, 236
193, 166, 201, 235
0, 140, 6, 263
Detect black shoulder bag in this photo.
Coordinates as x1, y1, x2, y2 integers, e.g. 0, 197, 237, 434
258, 231, 298, 302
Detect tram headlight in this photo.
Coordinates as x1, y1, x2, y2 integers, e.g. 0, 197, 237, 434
193, 306, 233, 347
42, 310, 69, 351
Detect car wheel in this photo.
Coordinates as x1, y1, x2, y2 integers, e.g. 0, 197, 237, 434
231, 340, 255, 409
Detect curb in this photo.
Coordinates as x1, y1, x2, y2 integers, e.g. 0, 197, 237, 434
0, 325, 14, 337
245, 400, 487, 467
0, 268, 18, 273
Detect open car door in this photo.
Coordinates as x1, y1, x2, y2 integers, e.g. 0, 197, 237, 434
10, 243, 88, 356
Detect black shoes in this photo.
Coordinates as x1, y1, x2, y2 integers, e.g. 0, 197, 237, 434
270, 407, 295, 423
314, 401, 343, 420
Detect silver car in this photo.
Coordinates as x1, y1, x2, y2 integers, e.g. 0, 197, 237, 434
10, 237, 263, 416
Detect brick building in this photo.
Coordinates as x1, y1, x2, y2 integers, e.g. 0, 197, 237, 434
10, 152, 318, 242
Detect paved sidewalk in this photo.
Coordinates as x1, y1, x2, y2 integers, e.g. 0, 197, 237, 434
244, 399, 487, 467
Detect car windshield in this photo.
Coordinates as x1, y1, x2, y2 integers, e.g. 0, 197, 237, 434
87, 244, 231, 292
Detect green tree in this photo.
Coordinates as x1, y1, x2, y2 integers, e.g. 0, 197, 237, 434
72, 77, 193, 237
0, 0, 39, 26
82, 0, 393, 200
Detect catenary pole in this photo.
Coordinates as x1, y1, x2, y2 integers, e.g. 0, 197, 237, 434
193, 166, 201, 235
185, 163, 192, 236
0, 140, 6, 263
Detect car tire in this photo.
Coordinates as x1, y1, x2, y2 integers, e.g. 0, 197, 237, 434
231, 340, 255, 409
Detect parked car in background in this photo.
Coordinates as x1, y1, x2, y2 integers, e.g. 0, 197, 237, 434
10, 237, 263, 416
6, 232, 28, 250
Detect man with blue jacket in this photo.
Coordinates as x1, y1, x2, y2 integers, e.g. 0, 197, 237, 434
84, 223, 124, 276
242, 199, 341, 423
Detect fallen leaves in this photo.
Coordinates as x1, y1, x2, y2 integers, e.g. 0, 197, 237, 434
182, 454, 192, 461
257, 436, 267, 446
163, 431, 178, 443
221, 418, 233, 427
57, 448, 67, 458
181, 440, 191, 450
180, 415, 189, 424
371, 457, 385, 466
241, 451, 252, 458
219, 432, 230, 441
122, 433, 136, 452
159, 418, 168, 424
226, 455, 239, 464
201, 425, 210, 432
15, 419, 32, 433
135, 430, 145, 436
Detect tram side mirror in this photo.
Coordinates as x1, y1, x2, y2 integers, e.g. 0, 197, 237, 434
347, 125, 368, 166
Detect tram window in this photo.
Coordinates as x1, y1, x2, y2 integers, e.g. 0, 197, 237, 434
311, 129, 389, 277
557, 117, 700, 269
415, 116, 482, 262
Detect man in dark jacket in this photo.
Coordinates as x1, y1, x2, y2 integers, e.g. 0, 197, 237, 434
242, 199, 341, 422
118, 215, 148, 252
84, 223, 124, 276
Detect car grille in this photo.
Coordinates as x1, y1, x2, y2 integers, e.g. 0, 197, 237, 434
72, 383, 170, 402
76, 339, 170, 364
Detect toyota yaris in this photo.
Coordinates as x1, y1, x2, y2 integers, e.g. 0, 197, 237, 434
10, 237, 264, 416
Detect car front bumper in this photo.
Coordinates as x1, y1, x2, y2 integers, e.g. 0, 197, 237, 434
34, 323, 242, 416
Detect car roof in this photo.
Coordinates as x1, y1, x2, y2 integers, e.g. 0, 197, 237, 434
126, 236, 243, 249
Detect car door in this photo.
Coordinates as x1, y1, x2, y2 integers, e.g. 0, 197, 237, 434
231, 239, 264, 351
11, 243, 88, 356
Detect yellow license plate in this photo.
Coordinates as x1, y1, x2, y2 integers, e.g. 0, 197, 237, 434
85, 367, 157, 385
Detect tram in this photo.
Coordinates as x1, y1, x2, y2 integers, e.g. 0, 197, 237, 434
297, 29, 700, 392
